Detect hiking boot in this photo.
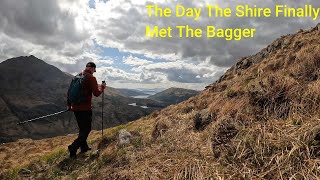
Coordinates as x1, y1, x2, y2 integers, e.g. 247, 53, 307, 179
68, 145, 77, 159
80, 147, 92, 153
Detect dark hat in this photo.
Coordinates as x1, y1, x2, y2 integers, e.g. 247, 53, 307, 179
86, 62, 96, 68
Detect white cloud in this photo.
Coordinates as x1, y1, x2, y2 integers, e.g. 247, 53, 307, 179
122, 55, 152, 66
0, 0, 319, 90
95, 66, 164, 84
91, 0, 319, 67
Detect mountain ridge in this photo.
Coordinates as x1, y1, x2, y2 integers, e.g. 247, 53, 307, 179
148, 87, 200, 105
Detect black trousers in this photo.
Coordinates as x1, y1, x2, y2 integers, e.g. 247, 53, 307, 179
69, 111, 92, 151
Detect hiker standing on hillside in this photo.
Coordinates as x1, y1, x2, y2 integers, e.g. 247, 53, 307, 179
67, 62, 106, 158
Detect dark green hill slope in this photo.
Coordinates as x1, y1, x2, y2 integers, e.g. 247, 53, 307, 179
148, 87, 199, 105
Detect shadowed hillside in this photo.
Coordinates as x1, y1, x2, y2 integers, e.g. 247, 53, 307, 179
0, 56, 165, 142
1, 24, 320, 179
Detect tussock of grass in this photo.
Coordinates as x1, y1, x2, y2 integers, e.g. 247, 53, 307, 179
3, 167, 21, 180
41, 148, 67, 165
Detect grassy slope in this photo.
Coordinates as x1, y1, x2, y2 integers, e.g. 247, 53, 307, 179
1, 25, 320, 179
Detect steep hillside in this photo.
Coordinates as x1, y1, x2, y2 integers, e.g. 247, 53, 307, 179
0, 55, 76, 142
149, 87, 199, 105
1, 24, 320, 179
0, 56, 164, 142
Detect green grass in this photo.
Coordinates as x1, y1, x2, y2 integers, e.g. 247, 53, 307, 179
226, 89, 238, 98
131, 136, 144, 149
111, 124, 128, 132
48, 167, 64, 179
4, 167, 21, 180
101, 153, 116, 165
41, 148, 67, 165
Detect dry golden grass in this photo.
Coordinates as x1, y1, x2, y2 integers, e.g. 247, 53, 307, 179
1, 25, 320, 179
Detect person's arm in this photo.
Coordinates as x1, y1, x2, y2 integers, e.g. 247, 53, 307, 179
90, 76, 106, 97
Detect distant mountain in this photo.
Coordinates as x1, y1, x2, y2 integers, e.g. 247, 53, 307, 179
0, 55, 164, 142
109, 88, 149, 97
148, 87, 200, 105
135, 88, 165, 95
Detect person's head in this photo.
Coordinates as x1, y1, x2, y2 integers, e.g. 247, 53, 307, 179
85, 62, 96, 73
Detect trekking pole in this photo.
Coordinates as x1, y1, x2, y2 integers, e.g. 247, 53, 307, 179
102, 80, 105, 138
17, 110, 69, 125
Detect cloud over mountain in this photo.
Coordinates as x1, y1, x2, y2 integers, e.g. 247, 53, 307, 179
0, 0, 318, 89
